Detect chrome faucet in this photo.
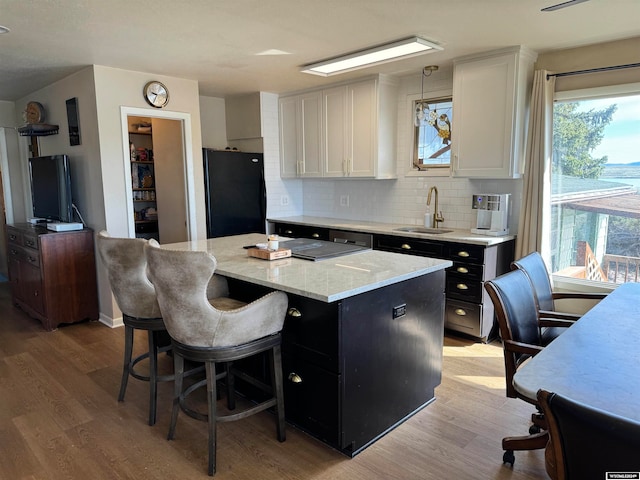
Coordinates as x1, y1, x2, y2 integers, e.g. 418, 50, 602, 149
427, 186, 445, 228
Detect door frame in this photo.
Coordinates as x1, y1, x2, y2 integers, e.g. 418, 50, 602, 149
120, 107, 196, 241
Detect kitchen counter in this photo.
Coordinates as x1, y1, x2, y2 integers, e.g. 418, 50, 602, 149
267, 215, 515, 246
161, 233, 451, 302
161, 233, 449, 456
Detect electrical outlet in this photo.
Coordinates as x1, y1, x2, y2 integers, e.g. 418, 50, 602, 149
340, 195, 350, 207
280, 195, 289, 206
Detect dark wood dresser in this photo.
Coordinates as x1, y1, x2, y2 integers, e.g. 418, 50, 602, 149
6, 223, 99, 331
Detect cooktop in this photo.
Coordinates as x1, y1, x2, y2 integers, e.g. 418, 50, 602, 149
281, 238, 370, 261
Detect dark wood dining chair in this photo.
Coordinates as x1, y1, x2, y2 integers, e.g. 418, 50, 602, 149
511, 252, 607, 321
537, 389, 640, 480
484, 268, 575, 466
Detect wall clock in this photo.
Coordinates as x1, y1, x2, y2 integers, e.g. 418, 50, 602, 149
143, 81, 169, 108
25, 101, 45, 124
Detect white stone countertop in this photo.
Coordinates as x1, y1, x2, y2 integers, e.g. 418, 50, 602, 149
267, 216, 515, 246
161, 233, 451, 303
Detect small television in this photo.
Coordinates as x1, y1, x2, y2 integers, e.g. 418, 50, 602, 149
28, 154, 73, 223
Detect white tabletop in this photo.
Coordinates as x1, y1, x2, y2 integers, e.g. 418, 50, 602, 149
513, 282, 640, 422
161, 233, 451, 303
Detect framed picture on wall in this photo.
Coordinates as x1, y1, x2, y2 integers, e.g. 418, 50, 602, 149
66, 97, 81, 146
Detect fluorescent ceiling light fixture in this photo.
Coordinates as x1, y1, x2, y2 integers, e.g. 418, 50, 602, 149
301, 36, 443, 76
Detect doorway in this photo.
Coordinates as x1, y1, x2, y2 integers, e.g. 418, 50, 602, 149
120, 107, 197, 242
0, 127, 17, 280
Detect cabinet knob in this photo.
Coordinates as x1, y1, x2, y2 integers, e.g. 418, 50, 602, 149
457, 251, 470, 258
288, 372, 303, 383
456, 283, 469, 290
401, 244, 412, 250
454, 308, 467, 316
287, 307, 302, 318
312, 233, 320, 238
285, 230, 293, 235
456, 266, 469, 274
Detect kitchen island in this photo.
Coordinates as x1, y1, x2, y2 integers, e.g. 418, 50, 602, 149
161, 233, 451, 456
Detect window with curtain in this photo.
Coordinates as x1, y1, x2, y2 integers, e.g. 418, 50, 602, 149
413, 97, 452, 170
551, 85, 640, 285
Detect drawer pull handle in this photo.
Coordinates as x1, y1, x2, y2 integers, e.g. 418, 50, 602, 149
287, 307, 302, 318
285, 230, 293, 234
456, 283, 469, 290
454, 308, 467, 316
401, 244, 412, 250
288, 372, 303, 384
456, 267, 469, 274
457, 251, 470, 258
26, 240, 35, 247
9, 234, 17, 241
312, 233, 320, 238
28, 256, 38, 263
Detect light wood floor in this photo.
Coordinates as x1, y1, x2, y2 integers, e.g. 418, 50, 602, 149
0, 282, 547, 479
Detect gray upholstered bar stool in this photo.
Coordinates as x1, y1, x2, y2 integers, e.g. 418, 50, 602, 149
144, 239, 288, 476
96, 231, 228, 426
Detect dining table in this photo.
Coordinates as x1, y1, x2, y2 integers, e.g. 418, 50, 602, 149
513, 281, 640, 422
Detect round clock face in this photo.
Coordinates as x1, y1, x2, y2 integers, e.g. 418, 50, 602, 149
143, 81, 169, 108
25, 101, 45, 124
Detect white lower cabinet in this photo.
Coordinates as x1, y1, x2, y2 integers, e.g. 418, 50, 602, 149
451, 46, 537, 178
279, 75, 397, 179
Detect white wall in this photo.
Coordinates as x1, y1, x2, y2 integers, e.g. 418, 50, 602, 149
199, 96, 227, 149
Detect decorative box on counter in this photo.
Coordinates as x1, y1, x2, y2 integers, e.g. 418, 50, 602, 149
247, 247, 292, 260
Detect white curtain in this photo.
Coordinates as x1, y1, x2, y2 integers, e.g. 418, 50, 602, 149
515, 70, 556, 261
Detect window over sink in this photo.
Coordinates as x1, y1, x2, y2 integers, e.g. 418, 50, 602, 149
413, 96, 452, 170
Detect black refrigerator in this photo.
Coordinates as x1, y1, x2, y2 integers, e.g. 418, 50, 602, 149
203, 149, 266, 238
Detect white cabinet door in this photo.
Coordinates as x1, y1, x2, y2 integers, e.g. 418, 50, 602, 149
348, 80, 377, 177
323, 85, 348, 177
299, 92, 322, 177
278, 92, 323, 178
279, 96, 299, 178
452, 47, 535, 178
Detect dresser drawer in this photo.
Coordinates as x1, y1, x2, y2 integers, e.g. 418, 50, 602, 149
7, 227, 23, 246
445, 299, 482, 337
22, 247, 41, 268
23, 233, 39, 250
446, 274, 483, 303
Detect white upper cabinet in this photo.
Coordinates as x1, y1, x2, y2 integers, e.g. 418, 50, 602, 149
279, 91, 322, 178
279, 75, 398, 179
451, 47, 537, 178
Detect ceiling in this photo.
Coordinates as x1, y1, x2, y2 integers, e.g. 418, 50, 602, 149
1, 0, 639, 102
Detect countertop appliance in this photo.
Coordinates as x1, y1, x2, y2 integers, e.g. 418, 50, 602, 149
281, 238, 370, 261
471, 193, 510, 236
203, 149, 266, 238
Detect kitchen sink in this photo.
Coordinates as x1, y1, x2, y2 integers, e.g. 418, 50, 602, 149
393, 227, 453, 234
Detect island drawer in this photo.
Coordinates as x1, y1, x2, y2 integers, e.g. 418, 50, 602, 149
282, 353, 340, 448
444, 299, 482, 338
283, 295, 340, 372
